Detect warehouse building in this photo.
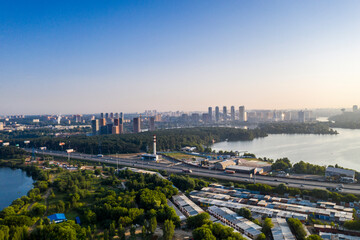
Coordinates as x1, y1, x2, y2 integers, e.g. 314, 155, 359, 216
172, 194, 204, 217
215, 160, 236, 170
271, 217, 296, 240
208, 206, 262, 239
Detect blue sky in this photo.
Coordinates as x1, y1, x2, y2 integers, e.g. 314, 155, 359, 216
1, 1, 360, 114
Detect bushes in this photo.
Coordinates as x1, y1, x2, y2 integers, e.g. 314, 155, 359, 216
187, 212, 211, 229
192, 222, 246, 240
287, 218, 307, 240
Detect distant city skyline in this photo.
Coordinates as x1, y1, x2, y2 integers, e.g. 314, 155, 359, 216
1, 1, 360, 115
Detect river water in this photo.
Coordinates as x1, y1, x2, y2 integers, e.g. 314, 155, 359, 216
0, 168, 34, 210
212, 128, 360, 171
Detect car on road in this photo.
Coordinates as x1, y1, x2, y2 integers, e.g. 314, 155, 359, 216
97, 154, 104, 158
274, 179, 278, 181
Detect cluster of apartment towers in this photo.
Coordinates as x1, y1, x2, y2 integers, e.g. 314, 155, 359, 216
207, 106, 246, 122
91, 112, 156, 136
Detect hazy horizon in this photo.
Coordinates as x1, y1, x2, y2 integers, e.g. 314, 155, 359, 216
1, 1, 360, 115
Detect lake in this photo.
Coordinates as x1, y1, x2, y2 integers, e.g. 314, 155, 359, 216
212, 128, 360, 171
0, 168, 34, 210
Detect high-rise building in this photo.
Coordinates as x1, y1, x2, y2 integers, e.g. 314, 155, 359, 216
114, 113, 119, 119
114, 118, 120, 126
119, 117, 124, 134
154, 114, 162, 122
208, 107, 213, 122
149, 117, 155, 131
99, 118, 106, 126
215, 106, 220, 122
133, 117, 141, 133
91, 119, 100, 135
353, 105, 358, 112
231, 106, 235, 121
110, 112, 114, 119
202, 113, 210, 123
223, 106, 227, 121
191, 113, 200, 122
106, 123, 113, 134
239, 106, 245, 122
105, 113, 109, 120
112, 125, 119, 134
298, 111, 305, 123
0, 122, 4, 131
100, 113, 104, 118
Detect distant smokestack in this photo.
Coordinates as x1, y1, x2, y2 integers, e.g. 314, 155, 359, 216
153, 135, 156, 156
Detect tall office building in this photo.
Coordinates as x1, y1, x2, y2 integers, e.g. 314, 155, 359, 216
100, 113, 104, 118
133, 117, 141, 133
191, 113, 200, 122
0, 122, 4, 131
298, 111, 305, 123
91, 119, 100, 135
114, 118, 120, 126
119, 117, 124, 134
239, 106, 245, 122
223, 106, 227, 121
99, 118, 106, 126
149, 117, 155, 131
105, 113, 109, 120
112, 126, 119, 134
106, 123, 113, 134
230, 106, 235, 121
215, 106, 220, 122
202, 113, 210, 123
110, 112, 114, 119
208, 107, 213, 122
114, 112, 119, 119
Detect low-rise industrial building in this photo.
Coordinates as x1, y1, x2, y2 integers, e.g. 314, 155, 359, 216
190, 186, 353, 223
167, 199, 186, 222
325, 167, 355, 182
271, 217, 296, 240
172, 194, 204, 217
208, 206, 262, 239
215, 160, 236, 170
225, 165, 263, 174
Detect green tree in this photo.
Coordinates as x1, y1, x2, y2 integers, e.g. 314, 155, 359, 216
142, 225, 147, 239
118, 224, 125, 240
192, 226, 216, 240
130, 225, 136, 239
287, 218, 306, 240
306, 235, 323, 240
236, 208, 252, 220
262, 218, 273, 235
256, 233, 266, 240
187, 212, 211, 229
149, 217, 157, 234
163, 220, 175, 240
109, 221, 116, 238
104, 229, 109, 240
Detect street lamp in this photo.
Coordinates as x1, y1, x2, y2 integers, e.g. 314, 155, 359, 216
66, 149, 74, 162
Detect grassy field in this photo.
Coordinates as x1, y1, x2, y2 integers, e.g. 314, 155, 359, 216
163, 152, 204, 160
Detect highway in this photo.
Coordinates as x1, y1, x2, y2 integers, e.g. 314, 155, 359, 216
26, 149, 360, 195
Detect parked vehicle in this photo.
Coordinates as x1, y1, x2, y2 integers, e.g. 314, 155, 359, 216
225, 170, 235, 174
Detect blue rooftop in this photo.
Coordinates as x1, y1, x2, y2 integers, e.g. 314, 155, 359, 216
48, 213, 67, 223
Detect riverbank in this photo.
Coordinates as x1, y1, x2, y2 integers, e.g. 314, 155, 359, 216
212, 128, 360, 171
